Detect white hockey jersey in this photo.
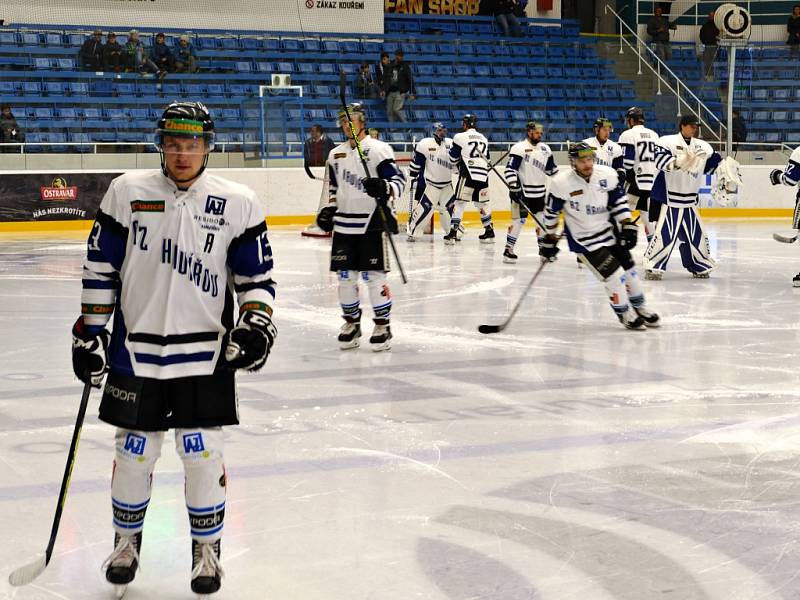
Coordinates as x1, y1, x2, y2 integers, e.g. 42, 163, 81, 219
617, 124, 660, 192
408, 137, 455, 188
544, 165, 630, 254
326, 136, 405, 235
503, 139, 558, 200
778, 145, 800, 186
82, 170, 276, 380
583, 136, 624, 171
652, 134, 722, 207
449, 128, 490, 186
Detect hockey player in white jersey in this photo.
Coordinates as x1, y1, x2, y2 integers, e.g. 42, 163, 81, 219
540, 142, 660, 330
406, 122, 456, 241
583, 117, 624, 180
444, 113, 495, 244
618, 106, 660, 244
769, 146, 800, 285
315, 103, 405, 351
502, 121, 558, 263
644, 114, 723, 279
71, 102, 277, 596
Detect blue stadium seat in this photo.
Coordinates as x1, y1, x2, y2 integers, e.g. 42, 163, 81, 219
547, 88, 566, 100
439, 43, 456, 55
492, 87, 510, 100
116, 82, 135, 96
25, 133, 44, 152
454, 65, 472, 77
207, 84, 225, 97
185, 83, 207, 96
264, 38, 280, 51
473, 87, 490, 99
276, 62, 294, 72
435, 65, 453, 77
530, 110, 546, 121
341, 40, 361, 54
228, 83, 252, 96
22, 33, 40, 46
491, 65, 510, 77
82, 107, 102, 120
529, 67, 546, 79
129, 108, 149, 120
45, 82, 68, 96
198, 37, 219, 50
323, 40, 339, 53
34, 57, 53, 70
33, 107, 54, 119
56, 58, 75, 70
256, 62, 272, 73
282, 39, 301, 51
417, 64, 435, 76
69, 132, 93, 153
241, 37, 260, 50
318, 63, 335, 75
45, 34, 63, 47
459, 44, 476, 56
774, 89, 791, 102
548, 110, 567, 121
0, 81, 16, 94
22, 82, 42, 95
752, 89, 768, 101
236, 61, 253, 73
91, 80, 113, 94
303, 39, 322, 53
297, 62, 315, 74
221, 37, 239, 51
0, 32, 17, 45
106, 107, 128, 120
313, 84, 331, 97
418, 43, 436, 54
511, 110, 527, 122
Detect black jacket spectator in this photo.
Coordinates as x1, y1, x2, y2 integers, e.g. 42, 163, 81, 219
102, 33, 124, 72
732, 112, 747, 144
647, 12, 672, 43
151, 33, 174, 72
0, 105, 24, 145
79, 29, 104, 71
699, 16, 719, 45
303, 125, 335, 179
382, 56, 415, 95
354, 63, 377, 99
788, 6, 800, 46
375, 52, 391, 90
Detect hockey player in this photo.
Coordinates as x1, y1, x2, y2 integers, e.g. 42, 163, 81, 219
540, 142, 660, 330
71, 102, 277, 595
444, 113, 495, 244
618, 107, 660, 244
406, 122, 456, 241
502, 121, 558, 263
769, 146, 800, 285
644, 114, 723, 279
583, 117, 624, 180
315, 103, 405, 351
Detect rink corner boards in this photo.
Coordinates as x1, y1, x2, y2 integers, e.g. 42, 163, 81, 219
0, 208, 794, 234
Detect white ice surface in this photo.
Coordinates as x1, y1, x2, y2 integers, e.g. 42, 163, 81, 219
1, 221, 800, 599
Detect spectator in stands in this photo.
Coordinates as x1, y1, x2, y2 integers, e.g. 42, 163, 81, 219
493, 0, 523, 37
788, 5, 800, 56
79, 29, 104, 71
381, 49, 415, 123
102, 32, 124, 73
303, 124, 335, 179
354, 62, 377, 99
0, 105, 24, 149
647, 6, 676, 61
152, 33, 174, 74
376, 52, 391, 90
732, 109, 747, 151
175, 34, 198, 73
124, 29, 161, 76
699, 11, 719, 81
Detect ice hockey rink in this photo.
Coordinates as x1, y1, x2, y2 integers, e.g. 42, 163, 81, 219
1, 219, 800, 599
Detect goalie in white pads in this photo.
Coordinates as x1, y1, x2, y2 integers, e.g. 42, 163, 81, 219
540, 142, 660, 330
406, 122, 456, 241
315, 103, 405, 351
71, 102, 277, 596
618, 106, 660, 244
769, 146, 800, 285
445, 113, 496, 244
644, 114, 723, 279
502, 121, 558, 263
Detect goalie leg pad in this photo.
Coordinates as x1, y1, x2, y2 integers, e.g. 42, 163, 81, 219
362, 271, 391, 321
793, 196, 800, 230
175, 427, 226, 542
112, 428, 165, 536
408, 196, 433, 238
337, 270, 361, 321
677, 207, 716, 274
644, 206, 682, 272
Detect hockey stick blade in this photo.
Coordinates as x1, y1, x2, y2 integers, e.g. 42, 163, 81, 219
478, 324, 503, 335
8, 555, 47, 586
773, 232, 798, 244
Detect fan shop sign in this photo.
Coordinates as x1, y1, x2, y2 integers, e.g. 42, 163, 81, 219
385, 0, 480, 15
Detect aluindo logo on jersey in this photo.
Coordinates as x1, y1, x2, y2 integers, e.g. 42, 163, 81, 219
161, 238, 220, 297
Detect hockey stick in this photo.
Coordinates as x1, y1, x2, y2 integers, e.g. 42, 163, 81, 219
9, 381, 92, 586
490, 148, 511, 168
773, 231, 798, 244
478, 259, 549, 334
338, 71, 407, 284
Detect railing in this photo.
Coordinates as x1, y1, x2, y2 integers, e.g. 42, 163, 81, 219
605, 4, 727, 142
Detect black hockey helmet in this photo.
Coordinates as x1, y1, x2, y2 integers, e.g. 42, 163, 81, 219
568, 141, 595, 160
337, 102, 367, 123
462, 113, 477, 128
625, 106, 645, 122
593, 117, 614, 132
155, 101, 215, 183
679, 113, 701, 127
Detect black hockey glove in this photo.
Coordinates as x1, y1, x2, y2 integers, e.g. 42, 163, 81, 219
316, 205, 337, 233
509, 189, 523, 204
224, 310, 277, 372
71, 316, 110, 388
770, 169, 783, 186
362, 177, 391, 206
538, 234, 560, 262
618, 219, 638, 249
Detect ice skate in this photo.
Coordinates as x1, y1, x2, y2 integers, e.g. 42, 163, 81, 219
645, 269, 662, 280
443, 227, 459, 245
338, 318, 361, 350
103, 533, 141, 595
692, 271, 710, 279
301, 224, 331, 239
191, 539, 223, 596
794, 273, 800, 287
502, 248, 518, 264
369, 321, 392, 352
478, 225, 495, 244
634, 306, 661, 328
618, 309, 647, 330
